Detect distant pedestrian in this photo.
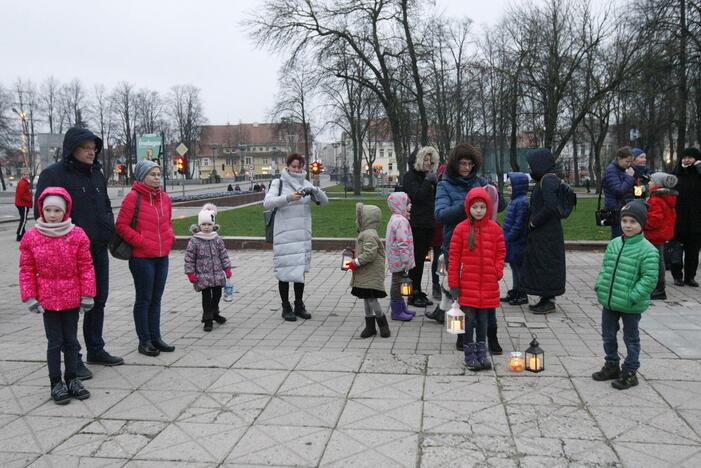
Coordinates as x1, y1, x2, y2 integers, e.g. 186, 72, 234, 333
603, 146, 636, 238
346, 203, 391, 338
672, 147, 701, 287
19, 188, 95, 404
592, 200, 659, 390
234, 184, 241, 193
263, 153, 329, 321
184, 203, 232, 332
402, 146, 439, 308
116, 160, 176, 357
448, 187, 506, 371
584, 176, 591, 193
632, 148, 650, 199
15, 167, 33, 241
520, 149, 566, 314
501, 172, 530, 307
644, 172, 678, 300
35, 127, 123, 378
227, 184, 234, 192
385, 192, 415, 322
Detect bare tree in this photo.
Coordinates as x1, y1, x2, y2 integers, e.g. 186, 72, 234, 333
39, 76, 60, 134
135, 89, 166, 135
168, 84, 205, 178
61, 78, 89, 128
94, 84, 116, 179
13, 79, 39, 178
111, 82, 137, 180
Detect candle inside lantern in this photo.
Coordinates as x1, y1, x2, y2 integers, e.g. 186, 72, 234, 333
529, 356, 539, 370
451, 319, 461, 332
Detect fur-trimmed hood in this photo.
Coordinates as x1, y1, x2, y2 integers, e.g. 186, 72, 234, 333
413, 146, 440, 172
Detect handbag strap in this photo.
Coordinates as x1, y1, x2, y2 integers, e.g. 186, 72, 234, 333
130, 193, 141, 229
597, 174, 604, 210
272, 177, 283, 214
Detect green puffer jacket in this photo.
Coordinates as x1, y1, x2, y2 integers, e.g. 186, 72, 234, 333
351, 203, 386, 292
595, 233, 659, 313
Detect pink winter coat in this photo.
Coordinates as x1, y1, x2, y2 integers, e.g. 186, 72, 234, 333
385, 192, 415, 273
19, 187, 96, 311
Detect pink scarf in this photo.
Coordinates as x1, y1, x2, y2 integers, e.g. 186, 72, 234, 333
35, 217, 75, 237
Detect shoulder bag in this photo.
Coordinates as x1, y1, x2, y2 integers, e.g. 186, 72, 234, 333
594, 177, 616, 227
109, 193, 141, 260
263, 178, 283, 243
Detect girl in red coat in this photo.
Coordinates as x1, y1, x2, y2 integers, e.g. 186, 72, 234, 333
644, 172, 678, 300
116, 160, 176, 357
448, 187, 506, 371
19, 187, 96, 404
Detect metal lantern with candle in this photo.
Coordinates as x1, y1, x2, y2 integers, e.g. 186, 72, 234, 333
445, 301, 465, 334
400, 273, 413, 297
509, 351, 525, 372
524, 335, 544, 373
341, 247, 354, 271
436, 253, 446, 275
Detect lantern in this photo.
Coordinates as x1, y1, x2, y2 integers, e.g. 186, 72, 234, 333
509, 351, 525, 372
445, 301, 465, 334
400, 273, 413, 297
524, 335, 544, 373
341, 247, 354, 271
436, 254, 446, 275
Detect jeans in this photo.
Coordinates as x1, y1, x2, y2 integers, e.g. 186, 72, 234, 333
601, 308, 641, 372
510, 261, 523, 292
16, 206, 30, 239
430, 245, 442, 291
201, 286, 222, 321
129, 256, 169, 345
408, 226, 433, 293
43, 309, 80, 384
82, 247, 109, 357
462, 307, 489, 344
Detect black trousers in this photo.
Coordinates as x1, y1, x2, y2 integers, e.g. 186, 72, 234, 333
408, 226, 433, 293
16, 206, 30, 239
43, 309, 80, 384
671, 236, 701, 282
201, 287, 222, 322
279, 281, 304, 303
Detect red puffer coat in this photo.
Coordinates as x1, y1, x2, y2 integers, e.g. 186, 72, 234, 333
116, 182, 175, 258
644, 187, 677, 245
19, 187, 96, 310
448, 187, 506, 308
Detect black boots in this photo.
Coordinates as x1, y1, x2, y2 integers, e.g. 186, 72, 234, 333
592, 361, 620, 381
500, 289, 515, 303
455, 334, 464, 351
376, 315, 391, 338
611, 370, 639, 390
294, 300, 311, 319
487, 327, 502, 355
51, 381, 71, 405
650, 289, 667, 300
153, 338, 175, 352
138, 343, 160, 356
529, 297, 556, 314
508, 291, 528, 305
360, 317, 377, 338
281, 301, 296, 321
425, 305, 445, 323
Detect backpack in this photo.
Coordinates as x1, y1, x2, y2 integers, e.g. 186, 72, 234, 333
540, 174, 577, 219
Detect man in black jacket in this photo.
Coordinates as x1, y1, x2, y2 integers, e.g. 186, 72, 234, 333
35, 127, 124, 379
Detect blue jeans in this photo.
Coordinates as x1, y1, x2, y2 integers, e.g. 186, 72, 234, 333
83, 247, 109, 356
43, 309, 80, 383
129, 256, 169, 345
462, 307, 489, 344
601, 308, 641, 372
510, 261, 523, 291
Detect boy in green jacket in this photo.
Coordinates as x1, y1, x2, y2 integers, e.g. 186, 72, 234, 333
592, 200, 659, 390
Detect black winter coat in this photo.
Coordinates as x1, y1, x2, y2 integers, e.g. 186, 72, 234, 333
520, 149, 566, 297
674, 162, 701, 239
34, 128, 114, 252
402, 168, 436, 228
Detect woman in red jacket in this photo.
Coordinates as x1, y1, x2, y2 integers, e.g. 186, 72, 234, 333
448, 187, 506, 371
644, 172, 678, 300
116, 160, 176, 357
15, 168, 33, 241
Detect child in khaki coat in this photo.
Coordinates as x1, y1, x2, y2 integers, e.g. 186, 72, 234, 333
347, 203, 390, 338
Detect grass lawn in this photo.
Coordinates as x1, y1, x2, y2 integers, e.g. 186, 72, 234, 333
173, 195, 611, 240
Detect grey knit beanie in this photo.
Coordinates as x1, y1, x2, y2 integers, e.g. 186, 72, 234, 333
650, 172, 678, 189
620, 200, 648, 227
134, 160, 159, 182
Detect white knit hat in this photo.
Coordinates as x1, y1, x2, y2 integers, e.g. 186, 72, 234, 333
43, 195, 67, 213
198, 203, 217, 226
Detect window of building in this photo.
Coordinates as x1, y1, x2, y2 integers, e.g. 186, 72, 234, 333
245, 157, 252, 165
202, 159, 209, 166
389, 163, 393, 171
380, 149, 384, 157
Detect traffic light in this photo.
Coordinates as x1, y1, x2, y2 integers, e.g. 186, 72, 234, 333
311, 161, 322, 175
176, 157, 185, 174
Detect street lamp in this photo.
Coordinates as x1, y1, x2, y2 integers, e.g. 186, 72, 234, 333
238, 144, 247, 179
209, 144, 218, 180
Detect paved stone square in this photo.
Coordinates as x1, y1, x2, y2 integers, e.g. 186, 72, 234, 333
2, 221, 701, 467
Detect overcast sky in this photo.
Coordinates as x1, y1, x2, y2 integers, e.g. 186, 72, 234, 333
1, 0, 523, 133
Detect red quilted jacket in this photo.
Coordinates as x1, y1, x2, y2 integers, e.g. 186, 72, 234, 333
116, 182, 175, 258
15, 177, 33, 207
19, 187, 96, 310
448, 187, 506, 308
644, 187, 677, 245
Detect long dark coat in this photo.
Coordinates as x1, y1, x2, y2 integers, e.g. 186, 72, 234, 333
520, 149, 566, 297
674, 162, 701, 240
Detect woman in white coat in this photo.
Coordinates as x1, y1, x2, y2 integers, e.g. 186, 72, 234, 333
264, 153, 329, 321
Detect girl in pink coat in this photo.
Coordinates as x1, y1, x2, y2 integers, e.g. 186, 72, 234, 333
19, 187, 96, 405
386, 192, 415, 321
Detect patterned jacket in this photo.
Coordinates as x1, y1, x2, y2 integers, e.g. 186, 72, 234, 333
19, 187, 96, 311
385, 192, 415, 273
184, 232, 232, 292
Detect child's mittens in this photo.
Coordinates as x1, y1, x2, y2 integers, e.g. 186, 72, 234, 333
25, 298, 45, 314
224, 268, 232, 278
79, 297, 94, 314
187, 273, 198, 284
347, 259, 359, 272
450, 288, 461, 301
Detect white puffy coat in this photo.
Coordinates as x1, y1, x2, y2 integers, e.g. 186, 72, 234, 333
263, 170, 328, 283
